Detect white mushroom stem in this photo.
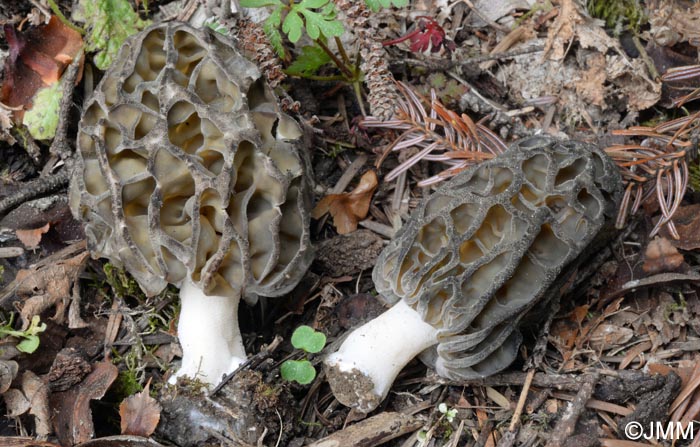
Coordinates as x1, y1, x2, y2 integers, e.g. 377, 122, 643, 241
324, 299, 439, 412
169, 277, 247, 386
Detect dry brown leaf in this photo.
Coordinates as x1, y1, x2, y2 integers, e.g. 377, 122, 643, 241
0, 16, 83, 120
542, 0, 581, 61
643, 237, 685, 274
15, 223, 50, 249
3, 388, 31, 417
50, 361, 119, 446
659, 204, 700, 250
588, 323, 634, 351
311, 170, 378, 234
10, 250, 89, 329
643, 291, 689, 350
3, 371, 51, 438
0, 360, 18, 394
540, 0, 660, 111
119, 379, 161, 437
24, 371, 51, 438
575, 52, 606, 107
485, 386, 510, 409
649, 0, 700, 46
543, 0, 616, 61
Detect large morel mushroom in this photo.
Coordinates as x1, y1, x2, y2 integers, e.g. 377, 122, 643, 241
70, 22, 312, 385
325, 136, 623, 412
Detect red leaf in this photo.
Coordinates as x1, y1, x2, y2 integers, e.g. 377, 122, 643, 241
384, 17, 454, 55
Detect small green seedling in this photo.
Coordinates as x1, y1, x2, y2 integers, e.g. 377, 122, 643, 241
280, 325, 326, 385
0, 315, 47, 354
204, 17, 228, 35
438, 402, 457, 423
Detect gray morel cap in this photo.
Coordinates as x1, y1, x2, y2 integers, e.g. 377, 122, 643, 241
374, 136, 623, 379
69, 22, 313, 299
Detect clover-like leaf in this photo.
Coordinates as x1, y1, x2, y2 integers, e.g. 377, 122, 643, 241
291, 325, 326, 354
282, 10, 304, 43
280, 359, 316, 385
296, 6, 344, 41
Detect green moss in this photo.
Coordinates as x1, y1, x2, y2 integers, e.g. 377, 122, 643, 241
103, 263, 143, 299
587, 0, 646, 34
112, 369, 143, 401
690, 162, 700, 192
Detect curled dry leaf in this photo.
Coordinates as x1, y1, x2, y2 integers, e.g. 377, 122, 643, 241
642, 237, 685, 275
312, 170, 378, 234
3, 371, 51, 438
119, 380, 161, 437
15, 223, 50, 249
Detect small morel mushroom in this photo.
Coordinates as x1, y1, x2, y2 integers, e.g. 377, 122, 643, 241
70, 22, 312, 385
325, 136, 623, 412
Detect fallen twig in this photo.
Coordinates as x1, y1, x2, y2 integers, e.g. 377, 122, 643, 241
305, 412, 422, 447
544, 372, 599, 447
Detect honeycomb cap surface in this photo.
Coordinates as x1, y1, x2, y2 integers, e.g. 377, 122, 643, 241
372, 136, 623, 379
70, 22, 312, 298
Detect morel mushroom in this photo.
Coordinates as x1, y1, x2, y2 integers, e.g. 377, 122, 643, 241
325, 136, 623, 412
70, 22, 312, 385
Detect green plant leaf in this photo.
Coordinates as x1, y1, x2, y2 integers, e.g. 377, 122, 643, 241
296, 7, 344, 40
280, 359, 316, 385
286, 45, 332, 76
205, 18, 228, 35
17, 335, 40, 354
264, 8, 285, 57
290, 325, 326, 353
0, 315, 46, 354
240, 0, 284, 6
364, 0, 408, 12
282, 9, 304, 43
22, 81, 62, 140
298, 0, 329, 8
74, 0, 151, 70
25, 316, 47, 337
